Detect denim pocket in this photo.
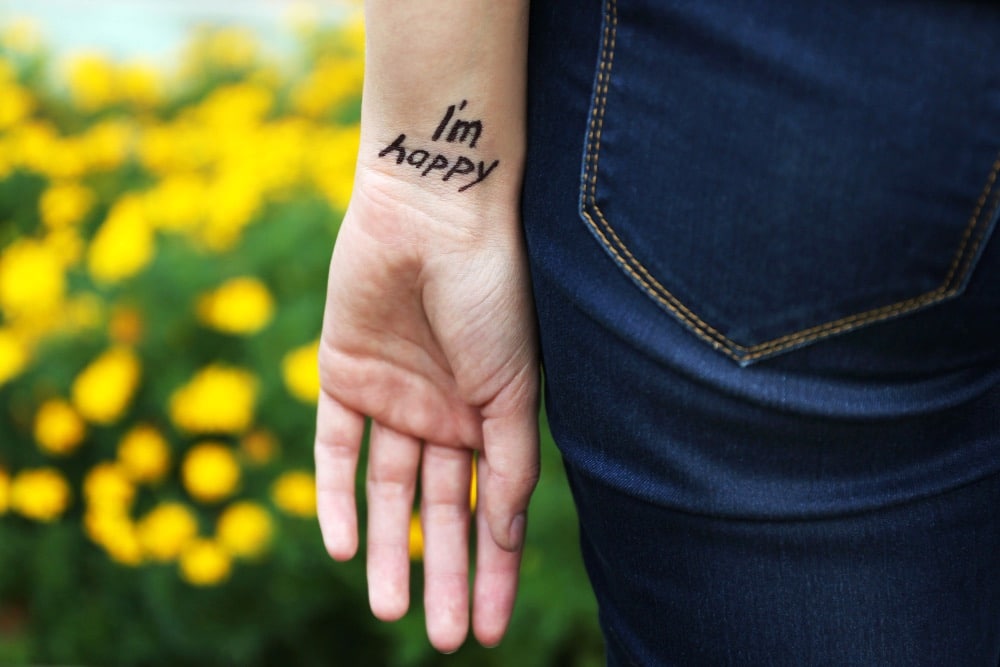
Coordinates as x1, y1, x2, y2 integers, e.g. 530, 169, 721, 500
580, 0, 1000, 365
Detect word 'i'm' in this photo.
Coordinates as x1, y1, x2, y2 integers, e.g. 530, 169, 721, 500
432, 100, 483, 149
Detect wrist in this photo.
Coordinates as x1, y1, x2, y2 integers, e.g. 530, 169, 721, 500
348, 162, 523, 248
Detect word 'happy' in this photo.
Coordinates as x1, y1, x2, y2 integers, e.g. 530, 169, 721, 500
377, 100, 499, 193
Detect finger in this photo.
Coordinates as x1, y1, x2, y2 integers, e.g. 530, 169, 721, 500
421, 443, 473, 653
480, 393, 540, 553
315, 387, 366, 561
366, 421, 421, 621
472, 455, 522, 648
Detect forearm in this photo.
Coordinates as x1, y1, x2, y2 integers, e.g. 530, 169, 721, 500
359, 0, 529, 210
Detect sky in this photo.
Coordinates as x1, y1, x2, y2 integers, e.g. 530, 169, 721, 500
0, 0, 353, 60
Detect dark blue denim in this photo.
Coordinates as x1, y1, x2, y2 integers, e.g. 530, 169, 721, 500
523, 0, 1000, 664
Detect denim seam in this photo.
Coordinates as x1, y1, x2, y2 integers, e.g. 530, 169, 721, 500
578, 0, 1000, 364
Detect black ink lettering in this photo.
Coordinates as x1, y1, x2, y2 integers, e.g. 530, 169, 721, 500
447, 119, 483, 148
378, 134, 408, 164
421, 154, 449, 177
382, 102, 499, 193
458, 159, 500, 192
432, 105, 455, 141
443, 156, 475, 181
406, 149, 430, 168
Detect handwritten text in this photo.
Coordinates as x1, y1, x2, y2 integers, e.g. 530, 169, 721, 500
377, 100, 499, 193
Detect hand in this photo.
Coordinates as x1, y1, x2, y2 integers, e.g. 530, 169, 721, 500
314, 168, 540, 652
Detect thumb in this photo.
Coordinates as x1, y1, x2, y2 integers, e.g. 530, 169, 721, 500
479, 388, 540, 552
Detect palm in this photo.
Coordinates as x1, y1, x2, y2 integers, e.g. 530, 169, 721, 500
314, 179, 540, 652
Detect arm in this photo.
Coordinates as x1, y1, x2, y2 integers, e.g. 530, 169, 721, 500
314, 0, 538, 652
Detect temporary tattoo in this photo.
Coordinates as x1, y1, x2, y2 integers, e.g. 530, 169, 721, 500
432, 100, 482, 148
377, 100, 500, 193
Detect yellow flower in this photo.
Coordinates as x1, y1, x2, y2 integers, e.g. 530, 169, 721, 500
143, 174, 206, 233
71, 346, 141, 425
169, 365, 257, 434
6, 314, 59, 347
118, 62, 161, 108
42, 227, 84, 268
136, 118, 215, 174
135, 123, 174, 174
196, 277, 274, 335
9, 468, 71, 522
39, 182, 93, 230
33, 399, 86, 456
83, 462, 135, 511
207, 28, 258, 70
217, 501, 272, 559
0, 328, 29, 386
41, 137, 89, 181
309, 124, 359, 212
182, 442, 240, 503
248, 118, 309, 192
66, 52, 116, 111
0, 468, 9, 514
179, 539, 231, 586
80, 119, 133, 172
108, 306, 144, 345
200, 171, 262, 250
38, 137, 87, 180
84, 507, 143, 566
271, 471, 315, 518
0, 238, 65, 317
195, 82, 273, 128
102, 527, 143, 565
87, 195, 155, 284
0, 83, 34, 129
470, 459, 477, 512
409, 513, 423, 561
10, 120, 58, 173
292, 55, 363, 118
136, 502, 198, 561
282, 340, 320, 404
239, 429, 278, 465
117, 425, 170, 484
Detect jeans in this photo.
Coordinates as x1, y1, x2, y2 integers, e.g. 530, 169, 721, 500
522, 0, 1000, 664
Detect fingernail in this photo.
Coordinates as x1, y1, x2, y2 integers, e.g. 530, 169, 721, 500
508, 513, 526, 550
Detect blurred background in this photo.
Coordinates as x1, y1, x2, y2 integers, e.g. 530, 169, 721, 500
0, 1, 602, 665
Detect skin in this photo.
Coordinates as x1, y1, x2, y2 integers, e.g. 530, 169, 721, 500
314, 0, 537, 653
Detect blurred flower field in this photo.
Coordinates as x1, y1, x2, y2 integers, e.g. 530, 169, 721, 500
0, 9, 601, 667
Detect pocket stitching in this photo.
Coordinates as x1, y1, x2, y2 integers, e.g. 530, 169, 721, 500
579, 0, 1000, 364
